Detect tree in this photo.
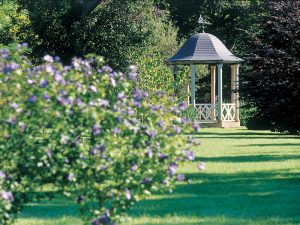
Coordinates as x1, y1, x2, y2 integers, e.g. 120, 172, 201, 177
16, 0, 178, 69
241, 1, 300, 134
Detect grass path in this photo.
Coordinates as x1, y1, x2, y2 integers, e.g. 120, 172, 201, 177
18, 128, 300, 225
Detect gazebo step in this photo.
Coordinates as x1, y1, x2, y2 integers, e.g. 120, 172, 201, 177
202, 121, 240, 128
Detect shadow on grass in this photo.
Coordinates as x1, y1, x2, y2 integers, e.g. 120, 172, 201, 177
129, 170, 300, 224
195, 130, 299, 140
195, 154, 300, 163
238, 143, 300, 147
20, 195, 80, 219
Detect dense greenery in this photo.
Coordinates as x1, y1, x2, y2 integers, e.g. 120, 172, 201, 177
0, 46, 199, 224
241, 1, 300, 134
12, 0, 178, 69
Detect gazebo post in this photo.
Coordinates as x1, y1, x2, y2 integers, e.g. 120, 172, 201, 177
230, 65, 236, 104
217, 64, 223, 121
210, 65, 216, 120
190, 64, 196, 106
235, 64, 240, 122
186, 70, 190, 104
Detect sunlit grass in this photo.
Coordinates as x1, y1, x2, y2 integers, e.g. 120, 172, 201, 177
17, 128, 300, 225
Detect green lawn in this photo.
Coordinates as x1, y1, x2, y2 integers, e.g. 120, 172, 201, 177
17, 128, 300, 225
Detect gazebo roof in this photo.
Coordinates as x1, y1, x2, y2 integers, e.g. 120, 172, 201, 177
167, 33, 243, 65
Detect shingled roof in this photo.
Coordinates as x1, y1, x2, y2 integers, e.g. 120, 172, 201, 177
167, 33, 243, 64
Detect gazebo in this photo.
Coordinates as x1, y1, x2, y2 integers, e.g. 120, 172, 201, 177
167, 17, 243, 128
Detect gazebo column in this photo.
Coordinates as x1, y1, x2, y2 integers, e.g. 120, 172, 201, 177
190, 64, 196, 106
230, 65, 236, 104
186, 71, 190, 104
235, 64, 240, 122
217, 64, 223, 121
210, 65, 216, 120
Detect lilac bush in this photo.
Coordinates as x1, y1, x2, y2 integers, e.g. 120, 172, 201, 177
0, 45, 199, 224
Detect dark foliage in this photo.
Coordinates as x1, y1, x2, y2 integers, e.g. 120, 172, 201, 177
241, 1, 300, 134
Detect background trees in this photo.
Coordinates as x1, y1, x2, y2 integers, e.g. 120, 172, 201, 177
0, 0, 299, 133
240, 1, 300, 134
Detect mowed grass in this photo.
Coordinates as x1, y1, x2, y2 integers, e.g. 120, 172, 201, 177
17, 128, 300, 225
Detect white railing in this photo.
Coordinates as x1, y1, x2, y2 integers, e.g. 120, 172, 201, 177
221, 103, 236, 121
194, 103, 236, 122
195, 104, 217, 122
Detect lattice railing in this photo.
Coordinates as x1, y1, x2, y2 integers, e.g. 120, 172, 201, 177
221, 103, 236, 121
193, 103, 236, 122
195, 104, 217, 122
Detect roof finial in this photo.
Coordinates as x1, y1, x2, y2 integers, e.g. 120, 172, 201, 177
198, 14, 205, 33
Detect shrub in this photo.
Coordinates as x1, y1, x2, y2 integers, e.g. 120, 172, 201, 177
0, 45, 199, 224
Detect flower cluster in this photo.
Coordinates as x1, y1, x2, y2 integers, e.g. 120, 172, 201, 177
0, 45, 201, 225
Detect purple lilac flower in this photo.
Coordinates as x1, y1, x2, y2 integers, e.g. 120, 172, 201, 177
27, 79, 35, 85
21, 42, 28, 48
117, 92, 126, 100
181, 117, 189, 124
43, 55, 54, 63
101, 165, 107, 171
54, 72, 63, 82
127, 109, 135, 116
60, 135, 69, 144
89, 85, 97, 93
173, 125, 181, 134
198, 162, 205, 170
176, 174, 186, 182
131, 163, 138, 171
133, 89, 143, 101
192, 123, 200, 132
43, 93, 50, 100
1, 191, 14, 202
18, 122, 26, 131
162, 179, 169, 186
102, 65, 113, 73
92, 125, 101, 136
178, 101, 187, 111
132, 100, 141, 108
91, 212, 111, 225
125, 188, 131, 200
158, 120, 164, 128
3, 62, 19, 73
0, 49, 9, 59
129, 65, 137, 73
99, 99, 109, 107
183, 150, 195, 161
77, 195, 85, 204
40, 79, 49, 88
67, 173, 75, 181
75, 98, 84, 107
158, 153, 168, 160
147, 149, 153, 158
169, 163, 177, 176
110, 78, 116, 87
95, 144, 106, 154
117, 116, 122, 123
145, 129, 156, 138
46, 150, 52, 158
45, 64, 55, 73
28, 95, 37, 103
0, 171, 5, 179
142, 177, 152, 184
6, 116, 16, 125
112, 128, 121, 134
10, 102, 19, 110
128, 73, 137, 81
